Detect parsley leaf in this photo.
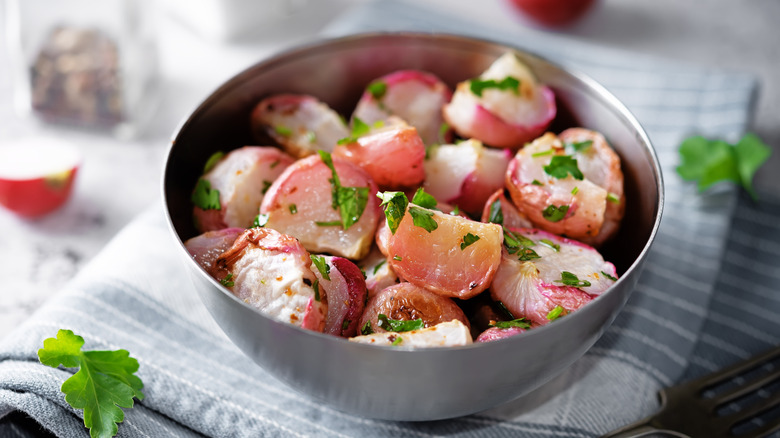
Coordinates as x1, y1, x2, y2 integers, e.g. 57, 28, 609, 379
377, 314, 424, 332
337, 117, 371, 145
544, 155, 584, 180
220, 273, 234, 287
274, 125, 292, 137
489, 318, 530, 329
391, 336, 403, 346
408, 206, 438, 232
539, 239, 560, 252
411, 187, 437, 209
438, 122, 450, 144
253, 213, 269, 228
38, 330, 144, 438
318, 150, 369, 229
377, 191, 408, 234
367, 81, 387, 100
310, 254, 331, 281
601, 271, 618, 281
288, 204, 298, 214
372, 260, 386, 275
565, 140, 593, 153
261, 180, 272, 195
677, 133, 771, 200
546, 306, 565, 321
313, 279, 321, 301
542, 204, 569, 222
203, 151, 224, 173
461, 233, 480, 250
361, 321, 373, 335
191, 179, 221, 210
469, 76, 520, 97
488, 199, 504, 225
556, 271, 591, 288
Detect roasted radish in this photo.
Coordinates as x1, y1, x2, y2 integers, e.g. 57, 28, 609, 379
184, 227, 244, 271
310, 255, 368, 337
357, 246, 400, 298
211, 228, 327, 331
192, 146, 294, 232
443, 52, 556, 149
251, 94, 349, 158
505, 130, 624, 246
475, 326, 527, 343
490, 227, 617, 326
352, 70, 452, 145
260, 152, 380, 260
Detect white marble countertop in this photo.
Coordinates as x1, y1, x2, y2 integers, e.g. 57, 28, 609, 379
0, 0, 778, 339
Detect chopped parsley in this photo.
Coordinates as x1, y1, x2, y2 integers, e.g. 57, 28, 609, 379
342, 319, 351, 331
377, 191, 408, 234
469, 76, 520, 97
544, 155, 584, 180
539, 238, 560, 252
289, 204, 298, 214
220, 273, 235, 287
461, 233, 480, 250
360, 321, 373, 335
601, 271, 618, 281
318, 150, 369, 230
377, 314, 424, 332
253, 213, 269, 228
517, 247, 541, 261
556, 271, 591, 288
408, 206, 438, 232
565, 140, 593, 153
269, 160, 280, 169
607, 193, 621, 204
393, 255, 402, 261
305, 131, 317, 143
503, 228, 540, 261
496, 301, 515, 320
531, 149, 554, 158
411, 187, 437, 209
337, 117, 371, 144
372, 260, 386, 275
438, 122, 450, 144
531, 179, 544, 186
488, 199, 504, 225
274, 125, 292, 137
542, 204, 569, 222
312, 279, 321, 301
546, 306, 565, 321
310, 254, 330, 280
391, 336, 403, 346
203, 151, 224, 173
367, 81, 387, 100
191, 179, 221, 210
262, 180, 272, 194
571, 186, 579, 195
489, 318, 530, 329
450, 205, 461, 216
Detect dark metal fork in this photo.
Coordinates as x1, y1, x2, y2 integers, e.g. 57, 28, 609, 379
602, 345, 780, 438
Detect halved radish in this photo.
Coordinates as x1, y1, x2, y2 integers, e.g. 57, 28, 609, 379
251, 94, 349, 158
310, 255, 368, 337
192, 146, 294, 232
260, 153, 380, 260
357, 245, 399, 298
211, 227, 327, 331
443, 52, 556, 149
352, 70, 453, 145
481, 189, 533, 229
184, 227, 245, 271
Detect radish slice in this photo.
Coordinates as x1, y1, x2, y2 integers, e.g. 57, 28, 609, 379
333, 119, 425, 190
211, 228, 326, 331
193, 146, 294, 232
490, 227, 617, 326
481, 189, 533, 229
251, 94, 349, 158
260, 154, 380, 260
311, 255, 368, 337
475, 326, 526, 343
424, 139, 511, 215
384, 203, 503, 299
184, 227, 245, 271
357, 245, 399, 298
349, 320, 472, 348
352, 70, 453, 145
443, 52, 556, 149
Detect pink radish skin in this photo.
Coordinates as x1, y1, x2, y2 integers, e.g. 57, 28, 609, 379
193, 146, 294, 232
358, 245, 400, 298
184, 227, 245, 271
481, 189, 533, 229
353, 70, 453, 145
260, 154, 380, 260
251, 94, 349, 158
385, 204, 503, 299
333, 122, 425, 190
490, 227, 617, 326
312, 255, 368, 337
212, 227, 327, 331
475, 326, 526, 343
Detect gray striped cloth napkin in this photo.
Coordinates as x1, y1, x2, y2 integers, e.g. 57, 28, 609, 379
1, 2, 776, 437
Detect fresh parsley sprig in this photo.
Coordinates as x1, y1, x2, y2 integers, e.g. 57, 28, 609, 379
337, 117, 371, 145
377, 314, 424, 332
469, 76, 520, 97
191, 179, 220, 210
38, 330, 144, 438
317, 151, 369, 230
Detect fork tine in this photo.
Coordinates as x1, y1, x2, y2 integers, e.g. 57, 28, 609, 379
713, 364, 780, 407
725, 391, 780, 434
695, 346, 780, 391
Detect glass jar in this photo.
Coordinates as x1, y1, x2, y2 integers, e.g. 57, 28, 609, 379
4, 0, 159, 138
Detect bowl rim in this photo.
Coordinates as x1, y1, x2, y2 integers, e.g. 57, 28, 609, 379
161, 31, 665, 352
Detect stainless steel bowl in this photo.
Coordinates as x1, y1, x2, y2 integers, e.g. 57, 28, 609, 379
162, 33, 663, 421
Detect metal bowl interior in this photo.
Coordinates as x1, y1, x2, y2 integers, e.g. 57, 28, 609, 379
162, 32, 663, 421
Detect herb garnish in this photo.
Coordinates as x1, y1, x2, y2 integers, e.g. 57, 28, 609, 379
377, 191, 408, 234
601, 271, 618, 281
318, 150, 369, 230
269, 160, 280, 169
312, 279, 321, 301
571, 186, 579, 195
274, 125, 292, 137
372, 260, 386, 275
565, 140, 593, 153
203, 151, 224, 173
539, 239, 560, 252
393, 255, 402, 261
262, 180, 272, 195
408, 206, 438, 232
337, 117, 371, 144
391, 336, 403, 346
289, 204, 298, 214
469, 76, 520, 97
503, 228, 540, 261
220, 273, 235, 287
305, 131, 316, 143
489, 318, 531, 329
532, 179, 544, 186
342, 319, 351, 331
438, 122, 450, 144
253, 213, 269, 228
377, 314, 424, 332
556, 271, 591, 288
546, 306, 565, 321
361, 321, 373, 335
310, 254, 330, 280
38, 330, 144, 438
544, 155, 584, 180
367, 81, 387, 100
542, 204, 569, 222
488, 199, 504, 225
411, 187, 437, 209
191, 179, 221, 210
531, 149, 554, 158
461, 233, 480, 250
607, 193, 621, 204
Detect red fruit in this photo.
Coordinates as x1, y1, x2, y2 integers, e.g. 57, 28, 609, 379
508, 0, 597, 27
